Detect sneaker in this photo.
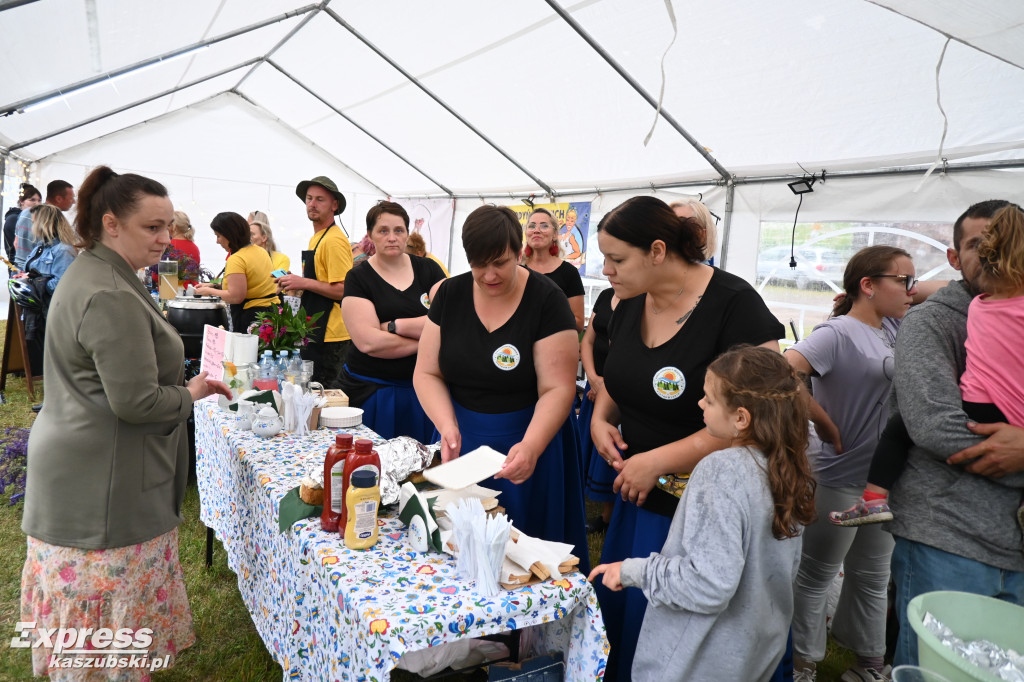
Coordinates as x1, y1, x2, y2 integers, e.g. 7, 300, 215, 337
840, 665, 891, 681
586, 516, 608, 534
829, 498, 893, 526
793, 667, 816, 682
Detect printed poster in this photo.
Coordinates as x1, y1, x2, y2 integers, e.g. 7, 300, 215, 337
392, 197, 455, 269
510, 202, 591, 270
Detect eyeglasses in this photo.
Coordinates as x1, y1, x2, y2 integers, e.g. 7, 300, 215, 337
871, 274, 917, 293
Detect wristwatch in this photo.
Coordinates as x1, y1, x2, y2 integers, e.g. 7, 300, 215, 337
387, 320, 397, 334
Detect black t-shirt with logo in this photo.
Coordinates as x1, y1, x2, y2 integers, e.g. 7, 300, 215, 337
428, 268, 576, 413
531, 260, 585, 299
604, 268, 784, 515
344, 254, 447, 380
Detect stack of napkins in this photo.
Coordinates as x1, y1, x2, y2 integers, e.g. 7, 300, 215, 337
444, 498, 511, 597
398, 482, 442, 553
501, 530, 577, 584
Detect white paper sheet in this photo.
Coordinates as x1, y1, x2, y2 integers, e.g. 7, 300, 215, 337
422, 446, 506, 490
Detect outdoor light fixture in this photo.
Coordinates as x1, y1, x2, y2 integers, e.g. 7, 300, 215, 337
788, 178, 815, 195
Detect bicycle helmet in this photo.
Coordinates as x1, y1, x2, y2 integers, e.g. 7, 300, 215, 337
8, 277, 43, 310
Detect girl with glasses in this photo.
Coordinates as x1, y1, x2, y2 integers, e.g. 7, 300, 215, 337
784, 245, 918, 681
832, 204, 1024, 533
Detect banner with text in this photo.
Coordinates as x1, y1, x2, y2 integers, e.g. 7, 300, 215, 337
510, 202, 592, 271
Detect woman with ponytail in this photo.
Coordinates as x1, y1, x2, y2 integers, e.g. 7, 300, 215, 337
785, 244, 918, 681
20, 165, 230, 679
589, 195, 784, 679
590, 346, 815, 681
522, 208, 585, 332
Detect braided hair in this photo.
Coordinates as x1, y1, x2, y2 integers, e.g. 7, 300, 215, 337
707, 345, 817, 539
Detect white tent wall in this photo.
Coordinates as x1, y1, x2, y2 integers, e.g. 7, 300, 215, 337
30, 96, 387, 280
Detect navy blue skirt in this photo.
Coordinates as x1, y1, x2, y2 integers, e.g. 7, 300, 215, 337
446, 400, 590, 574
345, 368, 436, 444
595, 497, 672, 681
577, 384, 616, 503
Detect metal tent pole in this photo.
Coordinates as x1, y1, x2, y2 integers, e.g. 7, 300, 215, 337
0, 4, 319, 116
232, 1, 327, 91
9, 59, 262, 152
31, 92, 231, 163
323, 7, 554, 197
267, 60, 453, 197
719, 180, 736, 270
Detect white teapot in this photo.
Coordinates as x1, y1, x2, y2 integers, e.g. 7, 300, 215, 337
251, 406, 283, 438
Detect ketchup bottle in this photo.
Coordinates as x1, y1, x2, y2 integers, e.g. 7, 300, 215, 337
338, 439, 381, 531
321, 433, 354, 532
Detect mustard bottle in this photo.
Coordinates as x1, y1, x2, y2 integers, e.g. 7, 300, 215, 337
344, 470, 380, 550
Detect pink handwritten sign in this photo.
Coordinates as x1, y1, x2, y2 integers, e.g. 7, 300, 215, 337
200, 325, 229, 382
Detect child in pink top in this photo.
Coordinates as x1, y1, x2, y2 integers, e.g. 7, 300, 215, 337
832, 203, 1024, 526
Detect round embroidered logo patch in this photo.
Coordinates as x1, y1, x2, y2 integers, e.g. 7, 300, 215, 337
492, 345, 520, 371
652, 366, 685, 400
420, 293, 431, 309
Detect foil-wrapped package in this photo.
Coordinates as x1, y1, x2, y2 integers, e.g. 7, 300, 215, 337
923, 611, 1024, 681
377, 437, 435, 506
302, 461, 324, 489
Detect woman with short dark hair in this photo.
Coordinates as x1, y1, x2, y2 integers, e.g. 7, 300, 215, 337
338, 201, 446, 442
195, 212, 278, 332
414, 205, 589, 566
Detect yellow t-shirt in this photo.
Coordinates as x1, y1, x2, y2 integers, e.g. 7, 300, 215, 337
309, 225, 352, 342
271, 251, 290, 272
427, 252, 449, 277
225, 244, 278, 309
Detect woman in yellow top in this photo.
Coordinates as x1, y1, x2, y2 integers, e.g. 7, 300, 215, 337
196, 212, 278, 332
248, 210, 291, 272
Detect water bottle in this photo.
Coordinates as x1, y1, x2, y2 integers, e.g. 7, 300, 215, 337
277, 350, 290, 384
287, 354, 303, 386
254, 350, 278, 391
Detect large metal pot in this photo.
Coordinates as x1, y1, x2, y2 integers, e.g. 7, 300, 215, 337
166, 296, 228, 359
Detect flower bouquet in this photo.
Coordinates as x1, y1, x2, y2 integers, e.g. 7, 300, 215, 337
250, 304, 324, 354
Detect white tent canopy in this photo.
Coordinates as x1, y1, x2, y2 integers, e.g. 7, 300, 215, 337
2, 0, 1023, 289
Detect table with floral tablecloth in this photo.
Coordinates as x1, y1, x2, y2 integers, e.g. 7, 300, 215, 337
194, 399, 608, 681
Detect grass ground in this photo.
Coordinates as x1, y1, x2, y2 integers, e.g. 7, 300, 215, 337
0, 319, 856, 680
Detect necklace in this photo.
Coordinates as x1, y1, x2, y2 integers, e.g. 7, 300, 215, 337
870, 325, 895, 349
650, 278, 688, 315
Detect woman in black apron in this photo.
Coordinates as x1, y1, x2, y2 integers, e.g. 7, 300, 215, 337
194, 212, 278, 332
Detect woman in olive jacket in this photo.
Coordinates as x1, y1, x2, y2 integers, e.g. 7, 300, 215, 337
20, 166, 230, 678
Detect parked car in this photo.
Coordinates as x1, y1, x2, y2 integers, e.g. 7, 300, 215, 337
756, 245, 847, 290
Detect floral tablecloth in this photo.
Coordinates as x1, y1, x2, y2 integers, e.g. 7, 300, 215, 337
194, 400, 608, 681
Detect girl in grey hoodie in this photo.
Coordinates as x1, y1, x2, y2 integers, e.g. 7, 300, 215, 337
589, 346, 816, 681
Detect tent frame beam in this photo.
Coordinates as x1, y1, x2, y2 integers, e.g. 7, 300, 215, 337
323, 7, 555, 197
232, 1, 327, 92
32, 91, 229, 163
544, 0, 732, 182
231, 90, 390, 197
389, 157, 1024, 200
0, 4, 319, 117
8, 59, 262, 152
267, 59, 453, 197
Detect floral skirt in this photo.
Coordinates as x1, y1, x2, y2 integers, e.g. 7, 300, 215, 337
20, 529, 195, 680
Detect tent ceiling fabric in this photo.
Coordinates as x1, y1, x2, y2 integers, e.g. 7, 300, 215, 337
2, 0, 1023, 196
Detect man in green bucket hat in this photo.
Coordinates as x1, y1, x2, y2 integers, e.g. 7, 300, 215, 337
276, 176, 353, 386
